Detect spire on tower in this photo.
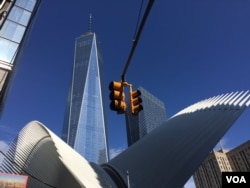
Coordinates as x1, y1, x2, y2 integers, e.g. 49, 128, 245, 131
89, 13, 92, 32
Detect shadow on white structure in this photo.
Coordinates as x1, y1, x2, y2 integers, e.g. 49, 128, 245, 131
0, 91, 250, 187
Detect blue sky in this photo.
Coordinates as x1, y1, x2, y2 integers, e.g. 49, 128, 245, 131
0, 0, 249, 170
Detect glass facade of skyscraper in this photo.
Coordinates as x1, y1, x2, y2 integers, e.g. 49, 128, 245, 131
0, 0, 41, 112
126, 87, 167, 146
62, 32, 109, 164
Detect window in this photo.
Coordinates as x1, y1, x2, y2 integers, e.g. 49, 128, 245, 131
15, 0, 36, 11
0, 38, 18, 63
0, 20, 25, 42
8, 6, 31, 26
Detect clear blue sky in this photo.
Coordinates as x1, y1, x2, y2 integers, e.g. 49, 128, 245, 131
0, 0, 249, 158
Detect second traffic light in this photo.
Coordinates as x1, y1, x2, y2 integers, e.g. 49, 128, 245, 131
130, 89, 143, 115
109, 81, 127, 114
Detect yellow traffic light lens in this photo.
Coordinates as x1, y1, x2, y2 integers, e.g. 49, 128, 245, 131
109, 81, 126, 114
131, 90, 141, 98
110, 91, 125, 100
110, 100, 127, 112
131, 97, 142, 105
130, 89, 143, 115
109, 81, 123, 90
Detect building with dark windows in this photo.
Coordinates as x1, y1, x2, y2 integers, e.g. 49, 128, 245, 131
125, 86, 167, 146
0, 0, 41, 113
62, 24, 109, 164
193, 149, 232, 188
227, 140, 250, 171
193, 140, 250, 188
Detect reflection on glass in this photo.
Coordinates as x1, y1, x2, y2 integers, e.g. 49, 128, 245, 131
0, 20, 25, 42
0, 0, 39, 64
0, 38, 18, 63
15, 0, 36, 11
8, 6, 31, 26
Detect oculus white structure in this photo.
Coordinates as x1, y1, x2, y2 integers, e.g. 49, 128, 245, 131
0, 121, 115, 188
1, 91, 249, 187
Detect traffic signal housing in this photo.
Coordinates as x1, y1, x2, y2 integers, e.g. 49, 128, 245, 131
109, 81, 127, 114
130, 89, 143, 115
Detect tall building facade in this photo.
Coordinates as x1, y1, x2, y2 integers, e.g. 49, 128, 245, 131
193, 140, 250, 188
0, 0, 41, 113
62, 29, 109, 164
227, 140, 250, 171
193, 149, 232, 188
125, 86, 167, 146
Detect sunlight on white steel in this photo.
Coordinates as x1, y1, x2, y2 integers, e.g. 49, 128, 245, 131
217, 92, 234, 105
224, 92, 239, 105
233, 91, 249, 106
239, 93, 250, 107
228, 91, 244, 105
172, 91, 250, 118
213, 93, 229, 106
246, 96, 250, 106
203, 94, 224, 109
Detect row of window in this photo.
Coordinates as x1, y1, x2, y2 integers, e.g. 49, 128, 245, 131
0, 0, 37, 64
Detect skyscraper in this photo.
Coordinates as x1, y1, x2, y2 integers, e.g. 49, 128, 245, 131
125, 86, 167, 146
0, 0, 41, 113
193, 140, 250, 188
62, 21, 109, 164
228, 140, 250, 171
193, 149, 232, 188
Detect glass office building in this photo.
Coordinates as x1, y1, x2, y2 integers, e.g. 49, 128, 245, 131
126, 87, 167, 146
62, 31, 109, 164
0, 0, 41, 112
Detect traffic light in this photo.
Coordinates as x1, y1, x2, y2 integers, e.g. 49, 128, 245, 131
130, 89, 143, 115
109, 81, 127, 114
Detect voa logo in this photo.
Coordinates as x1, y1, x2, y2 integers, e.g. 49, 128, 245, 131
226, 176, 246, 184
222, 172, 250, 188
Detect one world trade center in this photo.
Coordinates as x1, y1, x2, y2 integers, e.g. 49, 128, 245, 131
62, 20, 109, 164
